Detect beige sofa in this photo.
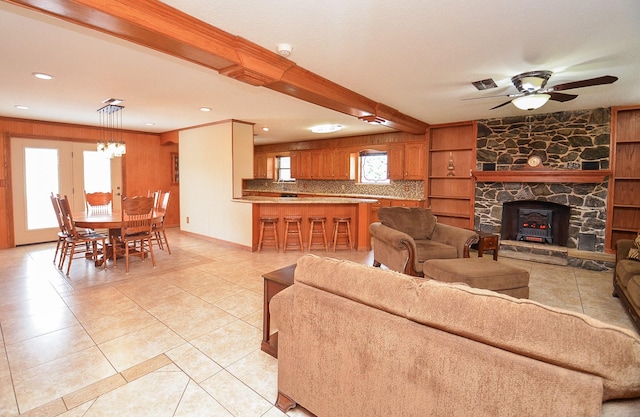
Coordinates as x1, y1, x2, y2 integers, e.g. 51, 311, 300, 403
272, 255, 640, 417
369, 207, 478, 276
614, 239, 640, 333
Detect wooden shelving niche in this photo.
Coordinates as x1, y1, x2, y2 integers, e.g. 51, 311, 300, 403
607, 106, 640, 251
427, 122, 476, 229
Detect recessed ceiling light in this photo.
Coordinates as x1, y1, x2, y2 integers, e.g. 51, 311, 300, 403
32, 72, 53, 80
262, 127, 270, 132
200, 107, 212, 112
145, 122, 155, 126
310, 124, 343, 134
15, 105, 29, 110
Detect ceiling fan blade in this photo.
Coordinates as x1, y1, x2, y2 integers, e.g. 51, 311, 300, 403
548, 92, 578, 102
546, 75, 618, 92
463, 92, 522, 101
490, 100, 513, 110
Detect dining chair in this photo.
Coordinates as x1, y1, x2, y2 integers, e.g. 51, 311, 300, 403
49, 193, 68, 265
115, 196, 156, 272
151, 191, 171, 254
57, 194, 107, 275
84, 190, 113, 214
148, 189, 161, 210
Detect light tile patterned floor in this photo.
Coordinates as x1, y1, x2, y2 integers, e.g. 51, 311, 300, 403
0, 229, 636, 416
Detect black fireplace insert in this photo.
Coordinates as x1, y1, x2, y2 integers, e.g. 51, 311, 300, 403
516, 208, 553, 244
501, 200, 570, 246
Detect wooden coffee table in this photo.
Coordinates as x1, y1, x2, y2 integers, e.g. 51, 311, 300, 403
261, 263, 295, 358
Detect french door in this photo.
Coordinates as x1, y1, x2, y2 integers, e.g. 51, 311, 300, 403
11, 137, 122, 245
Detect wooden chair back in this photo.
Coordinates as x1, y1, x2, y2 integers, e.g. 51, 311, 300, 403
58, 195, 83, 239
50, 193, 66, 234
85, 190, 113, 214
121, 196, 154, 237
148, 190, 161, 210
158, 191, 170, 212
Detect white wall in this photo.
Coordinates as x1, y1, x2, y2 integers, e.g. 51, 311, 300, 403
179, 121, 253, 247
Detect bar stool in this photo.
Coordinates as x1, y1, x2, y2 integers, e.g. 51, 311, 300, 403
283, 215, 303, 252
258, 217, 279, 252
307, 216, 328, 252
332, 217, 353, 251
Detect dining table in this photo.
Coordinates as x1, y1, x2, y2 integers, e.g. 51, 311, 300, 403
73, 210, 165, 266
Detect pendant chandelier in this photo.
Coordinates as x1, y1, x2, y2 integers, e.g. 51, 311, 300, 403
97, 99, 126, 158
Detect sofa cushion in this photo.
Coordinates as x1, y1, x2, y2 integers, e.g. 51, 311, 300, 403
378, 207, 437, 240
415, 239, 457, 262
617, 259, 640, 287
628, 276, 640, 310
293, 254, 640, 402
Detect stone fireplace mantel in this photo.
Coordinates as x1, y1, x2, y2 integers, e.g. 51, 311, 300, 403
472, 170, 611, 184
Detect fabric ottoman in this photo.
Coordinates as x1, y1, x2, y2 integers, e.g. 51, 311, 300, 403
423, 257, 530, 298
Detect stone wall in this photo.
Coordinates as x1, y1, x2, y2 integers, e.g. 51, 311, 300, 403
474, 108, 611, 258
476, 108, 611, 171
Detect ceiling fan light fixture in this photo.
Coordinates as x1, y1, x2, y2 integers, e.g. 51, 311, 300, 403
512, 94, 550, 111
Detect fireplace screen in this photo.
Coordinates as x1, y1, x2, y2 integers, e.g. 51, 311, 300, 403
516, 209, 553, 244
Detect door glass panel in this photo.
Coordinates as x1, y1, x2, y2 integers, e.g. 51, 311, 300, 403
83, 150, 111, 193
25, 147, 59, 230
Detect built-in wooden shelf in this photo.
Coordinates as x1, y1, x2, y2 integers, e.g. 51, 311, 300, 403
472, 170, 611, 184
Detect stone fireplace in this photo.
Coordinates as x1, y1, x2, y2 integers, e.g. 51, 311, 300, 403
475, 181, 608, 252
473, 108, 613, 270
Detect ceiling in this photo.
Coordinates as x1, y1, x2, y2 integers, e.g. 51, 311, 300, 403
1, 0, 639, 145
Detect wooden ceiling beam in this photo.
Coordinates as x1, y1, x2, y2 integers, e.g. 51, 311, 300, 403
5, 0, 429, 134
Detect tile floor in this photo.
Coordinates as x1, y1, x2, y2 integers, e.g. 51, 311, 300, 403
0, 229, 637, 416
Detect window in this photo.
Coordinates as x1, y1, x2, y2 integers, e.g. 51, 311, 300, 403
359, 151, 389, 184
276, 156, 294, 181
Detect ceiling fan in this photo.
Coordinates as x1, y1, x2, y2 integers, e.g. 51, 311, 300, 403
471, 71, 618, 111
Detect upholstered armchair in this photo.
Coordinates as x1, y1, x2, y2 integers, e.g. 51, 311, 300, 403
369, 207, 478, 277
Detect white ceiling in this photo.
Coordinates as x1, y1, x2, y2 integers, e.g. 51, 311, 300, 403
1, 0, 639, 145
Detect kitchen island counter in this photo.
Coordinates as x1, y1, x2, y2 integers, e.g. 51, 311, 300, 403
234, 196, 377, 204
235, 197, 375, 251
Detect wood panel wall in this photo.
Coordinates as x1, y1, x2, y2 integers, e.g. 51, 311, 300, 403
255, 131, 425, 154
0, 116, 179, 249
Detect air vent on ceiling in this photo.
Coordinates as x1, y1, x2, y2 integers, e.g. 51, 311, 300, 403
471, 78, 498, 90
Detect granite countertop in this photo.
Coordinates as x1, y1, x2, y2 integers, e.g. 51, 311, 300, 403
241, 189, 424, 201
233, 196, 378, 204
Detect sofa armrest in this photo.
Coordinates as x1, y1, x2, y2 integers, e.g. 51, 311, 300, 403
431, 223, 479, 258
369, 222, 421, 276
270, 286, 294, 335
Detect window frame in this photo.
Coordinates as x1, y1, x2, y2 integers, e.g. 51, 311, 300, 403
276, 155, 295, 182
358, 150, 390, 184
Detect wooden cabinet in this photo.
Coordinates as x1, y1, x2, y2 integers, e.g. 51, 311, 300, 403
404, 143, 427, 179
388, 142, 426, 180
290, 151, 301, 179
323, 148, 352, 180
254, 152, 273, 179
309, 150, 323, 179
387, 144, 405, 180
606, 106, 640, 251
291, 151, 312, 179
370, 198, 424, 223
391, 199, 422, 207
370, 199, 391, 223
428, 122, 476, 229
